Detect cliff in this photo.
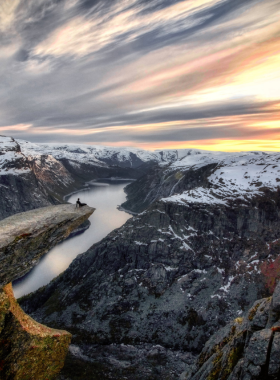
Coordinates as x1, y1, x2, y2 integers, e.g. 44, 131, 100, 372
0, 136, 52, 220
0, 204, 94, 380
0, 204, 94, 286
19, 190, 280, 379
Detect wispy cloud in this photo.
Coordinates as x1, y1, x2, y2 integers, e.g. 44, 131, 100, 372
0, 0, 280, 151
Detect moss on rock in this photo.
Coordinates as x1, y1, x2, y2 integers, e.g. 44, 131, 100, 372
0, 284, 71, 380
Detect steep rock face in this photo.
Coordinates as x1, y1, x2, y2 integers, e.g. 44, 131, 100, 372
20, 191, 280, 378
122, 163, 215, 213
0, 136, 52, 220
185, 281, 280, 380
0, 204, 94, 380
26, 154, 78, 202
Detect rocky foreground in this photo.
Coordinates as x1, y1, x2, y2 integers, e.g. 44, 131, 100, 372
187, 281, 280, 380
0, 205, 94, 380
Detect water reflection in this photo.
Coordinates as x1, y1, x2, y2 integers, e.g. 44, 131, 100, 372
13, 180, 132, 298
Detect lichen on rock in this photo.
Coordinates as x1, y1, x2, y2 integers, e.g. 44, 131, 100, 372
186, 282, 280, 380
0, 284, 71, 380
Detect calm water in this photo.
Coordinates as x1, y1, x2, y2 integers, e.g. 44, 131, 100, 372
13, 180, 132, 298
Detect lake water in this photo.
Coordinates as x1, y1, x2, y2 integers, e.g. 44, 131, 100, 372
13, 180, 132, 298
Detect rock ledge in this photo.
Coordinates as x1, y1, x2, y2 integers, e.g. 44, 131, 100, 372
0, 204, 94, 286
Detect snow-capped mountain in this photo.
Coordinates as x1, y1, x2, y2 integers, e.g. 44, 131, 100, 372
0, 135, 31, 176
17, 139, 205, 169
20, 140, 280, 208
0, 136, 78, 220
122, 150, 280, 212
163, 150, 280, 206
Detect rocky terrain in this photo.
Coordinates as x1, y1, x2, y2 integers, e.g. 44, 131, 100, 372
186, 281, 280, 379
19, 151, 280, 379
0, 204, 93, 380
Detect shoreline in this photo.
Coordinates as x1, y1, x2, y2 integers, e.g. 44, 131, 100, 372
63, 185, 90, 201
63, 177, 135, 201
117, 205, 138, 216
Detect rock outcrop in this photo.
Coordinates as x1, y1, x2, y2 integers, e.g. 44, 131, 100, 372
0, 204, 94, 286
0, 204, 94, 380
185, 281, 280, 380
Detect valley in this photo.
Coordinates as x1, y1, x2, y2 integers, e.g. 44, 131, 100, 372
1, 135, 280, 379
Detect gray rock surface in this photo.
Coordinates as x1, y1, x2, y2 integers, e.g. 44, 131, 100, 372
0, 204, 94, 287
185, 284, 280, 380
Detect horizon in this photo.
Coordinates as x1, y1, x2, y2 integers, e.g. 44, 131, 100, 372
3, 134, 279, 154
0, 0, 280, 151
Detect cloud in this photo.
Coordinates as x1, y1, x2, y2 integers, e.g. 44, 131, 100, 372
0, 0, 21, 32
0, 0, 279, 151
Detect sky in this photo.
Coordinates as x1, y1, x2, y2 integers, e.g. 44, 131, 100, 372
0, 0, 280, 151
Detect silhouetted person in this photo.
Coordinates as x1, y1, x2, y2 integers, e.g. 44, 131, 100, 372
76, 198, 87, 208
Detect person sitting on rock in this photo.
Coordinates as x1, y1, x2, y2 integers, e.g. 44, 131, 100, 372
76, 198, 87, 208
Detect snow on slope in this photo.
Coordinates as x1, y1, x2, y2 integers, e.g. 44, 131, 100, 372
0, 136, 31, 175
3, 136, 280, 207
18, 141, 106, 167
17, 140, 206, 168
162, 151, 280, 206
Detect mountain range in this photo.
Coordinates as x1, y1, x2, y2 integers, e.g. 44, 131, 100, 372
1, 135, 280, 379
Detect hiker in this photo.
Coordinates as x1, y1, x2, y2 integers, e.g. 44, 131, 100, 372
76, 198, 87, 208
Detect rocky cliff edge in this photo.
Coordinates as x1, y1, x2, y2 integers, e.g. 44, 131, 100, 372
0, 204, 94, 380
